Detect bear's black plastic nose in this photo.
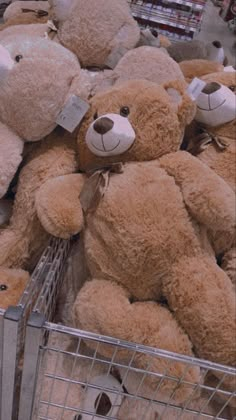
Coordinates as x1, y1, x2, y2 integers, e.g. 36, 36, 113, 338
93, 117, 114, 135
202, 82, 221, 95
212, 40, 222, 48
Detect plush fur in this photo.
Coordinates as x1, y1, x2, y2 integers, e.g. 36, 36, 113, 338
167, 40, 226, 64
111, 46, 184, 85
3, 1, 49, 22
137, 28, 171, 49
0, 132, 78, 271
48, 0, 140, 68
0, 34, 90, 198
0, 267, 29, 309
33, 80, 235, 399
86, 47, 185, 97
184, 71, 236, 286
179, 59, 224, 82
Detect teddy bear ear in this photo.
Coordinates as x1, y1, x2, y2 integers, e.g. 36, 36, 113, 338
48, 0, 74, 21
0, 45, 14, 81
164, 80, 196, 126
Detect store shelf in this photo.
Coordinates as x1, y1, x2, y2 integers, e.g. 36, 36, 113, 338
129, 0, 207, 40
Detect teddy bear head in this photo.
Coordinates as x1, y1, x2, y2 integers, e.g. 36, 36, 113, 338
0, 268, 29, 310
195, 71, 236, 134
77, 79, 196, 171
0, 35, 84, 141
48, 0, 140, 68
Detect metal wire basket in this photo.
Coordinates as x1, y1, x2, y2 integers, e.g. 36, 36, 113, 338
0, 237, 71, 420
19, 319, 236, 420
18, 239, 236, 420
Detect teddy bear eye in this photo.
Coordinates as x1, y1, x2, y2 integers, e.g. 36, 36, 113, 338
151, 29, 158, 38
93, 112, 98, 120
120, 106, 130, 117
0, 284, 8, 291
229, 85, 236, 93
15, 55, 23, 63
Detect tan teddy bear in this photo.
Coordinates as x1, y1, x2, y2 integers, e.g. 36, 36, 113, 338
0, 1, 171, 70
0, 268, 29, 309
32, 80, 235, 401
0, 34, 92, 289
184, 71, 236, 286
179, 59, 224, 83
0, 34, 90, 199
3, 0, 50, 22
87, 46, 185, 96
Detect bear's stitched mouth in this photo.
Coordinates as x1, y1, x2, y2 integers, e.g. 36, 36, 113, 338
197, 98, 226, 111
91, 135, 121, 153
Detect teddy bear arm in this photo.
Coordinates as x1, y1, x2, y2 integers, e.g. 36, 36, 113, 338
73, 279, 201, 402
160, 151, 236, 247
0, 123, 24, 198
36, 173, 85, 239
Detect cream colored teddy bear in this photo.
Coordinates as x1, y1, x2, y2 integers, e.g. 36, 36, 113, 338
0, 34, 89, 199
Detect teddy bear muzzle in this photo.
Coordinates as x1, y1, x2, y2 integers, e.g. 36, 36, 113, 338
195, 83, 236, 127
85, 113, 136, 157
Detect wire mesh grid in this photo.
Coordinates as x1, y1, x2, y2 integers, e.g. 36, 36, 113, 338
0, 237, 71, 420
32, 236, 73, 320
31, 322, 236, 420
15, 237, 71, 367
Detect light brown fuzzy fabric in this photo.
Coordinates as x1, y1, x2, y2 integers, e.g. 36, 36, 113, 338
113, 47, 184, 86
180, 59, 224, 82
0, 267, 29, 309
0, 22, 48, 41
84, 48, 184, 97
3, 1, 49, 22
35, 80, 235, 398
0, 34, 88, 198
202, 71, 236, 86
159, 34, 171, 48
0, 14, 48, 31
0, 132, 78, 271
77, 80, 192, 171
53, 0, 140, 68
185, 72, 236, 285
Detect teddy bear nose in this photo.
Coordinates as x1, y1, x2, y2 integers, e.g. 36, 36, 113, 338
212, 40, 222, 49
93, 117, 114, 135
202, 82, 221, 95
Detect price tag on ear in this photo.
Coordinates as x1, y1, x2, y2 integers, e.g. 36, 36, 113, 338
56, 95, 90, 133
187, 78, 206, 101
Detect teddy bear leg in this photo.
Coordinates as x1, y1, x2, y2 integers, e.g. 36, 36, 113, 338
164, 256, 236, 388
73, 279, 201, 403
221, 247, 236, 288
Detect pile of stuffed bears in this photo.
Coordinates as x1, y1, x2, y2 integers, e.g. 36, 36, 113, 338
0, 0, 235, 414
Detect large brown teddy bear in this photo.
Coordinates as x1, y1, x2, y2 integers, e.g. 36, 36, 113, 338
34, 80, 235, 400
184, 71, 236, 285
0, 34, 91, 284
87, 46, 185, 96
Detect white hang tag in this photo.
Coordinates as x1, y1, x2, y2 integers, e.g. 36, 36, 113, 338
56, 95, 90, 133
187, 78, 207, 101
